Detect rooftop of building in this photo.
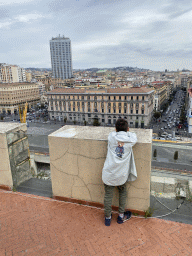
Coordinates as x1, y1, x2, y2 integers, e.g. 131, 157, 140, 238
0, 82, 37, 87
0, 184, 192, 255
1, 121, 192, 254
48, 87, 154, 95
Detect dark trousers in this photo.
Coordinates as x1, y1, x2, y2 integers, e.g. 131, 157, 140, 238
104, 183, 127, 217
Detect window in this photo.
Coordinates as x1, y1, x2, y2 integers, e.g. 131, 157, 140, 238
125, 96, 127, 100
136, 110, 138, 114
137, 96, 139, 100
109, 96, 110, 100
108, 109, 111, 113
131, 109, 133, 114
124, 109, 126, 113
114, 96, 116, 100
102, 109, 104, 113
119, 109, 121, 114
142, 109, 144, 114
131, 96, 133, 100
119, 96, 121, 100
142, 96, 144, 100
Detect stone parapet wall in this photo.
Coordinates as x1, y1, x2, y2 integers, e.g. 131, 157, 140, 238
0, 123, 31, 188
49, 126, 152, 213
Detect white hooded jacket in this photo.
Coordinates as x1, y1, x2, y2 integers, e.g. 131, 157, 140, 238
102, 131, 137, 186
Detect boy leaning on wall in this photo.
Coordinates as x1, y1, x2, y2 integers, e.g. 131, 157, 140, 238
102, 118, 137, 226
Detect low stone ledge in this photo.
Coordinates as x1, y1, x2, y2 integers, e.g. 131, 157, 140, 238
0, 122, 31, 188
49, 125, 152, 213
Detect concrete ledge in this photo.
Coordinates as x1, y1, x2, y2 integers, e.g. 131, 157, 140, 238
151, 169, 192, 199
49, 125, 152, 212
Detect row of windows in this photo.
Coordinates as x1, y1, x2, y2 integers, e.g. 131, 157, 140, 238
51, 106, 145, 114
51, 101, 145, 108
49, 95, 146, 101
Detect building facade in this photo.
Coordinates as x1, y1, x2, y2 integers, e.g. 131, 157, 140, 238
47, 87, 154, 128
188, 88, 192, 133
0, 83, 40, 114
50, 35, 73, 80
0, 64, 26, 83
151, 82, 167, 111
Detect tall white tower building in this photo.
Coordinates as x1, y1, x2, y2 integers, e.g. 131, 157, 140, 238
50, 35, 73, 80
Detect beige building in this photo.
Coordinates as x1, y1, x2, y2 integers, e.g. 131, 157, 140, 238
150, 82, 167, 111
0, 64, 26, 83
0, 83, 40, 114
25, 71, 32, 82
47, 87, 154, 128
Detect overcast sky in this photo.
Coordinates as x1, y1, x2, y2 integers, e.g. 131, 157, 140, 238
1, 0, 192, 71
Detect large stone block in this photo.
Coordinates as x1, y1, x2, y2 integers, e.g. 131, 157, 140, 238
49, 126, 152, 212
0, 122, 30, 188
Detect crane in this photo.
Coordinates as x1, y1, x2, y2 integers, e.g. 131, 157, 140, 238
19, 102, 28, 123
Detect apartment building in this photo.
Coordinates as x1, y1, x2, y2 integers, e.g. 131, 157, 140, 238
188, 88, 192, 133
47, 87, 154, 128
0, 83, 40, 114
0, 64, 26, 83
151, 82, 167, 111
50, 35, 73, 80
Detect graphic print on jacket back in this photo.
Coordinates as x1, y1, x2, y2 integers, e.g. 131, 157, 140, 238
115, 142, 124, 158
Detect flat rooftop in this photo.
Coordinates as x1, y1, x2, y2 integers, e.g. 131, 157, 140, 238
0, 189, 192, 255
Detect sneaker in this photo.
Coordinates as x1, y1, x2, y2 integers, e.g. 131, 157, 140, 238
105, 214, 112, 226
117, 211, 132, 224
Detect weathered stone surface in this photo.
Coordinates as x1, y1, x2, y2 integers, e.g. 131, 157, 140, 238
15, 160, 31, 186
49, 126, 152, 212
0, 122, 30, 188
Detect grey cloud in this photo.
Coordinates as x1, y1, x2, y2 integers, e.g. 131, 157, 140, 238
169, 7, 192, 19
0, 8, 9, 19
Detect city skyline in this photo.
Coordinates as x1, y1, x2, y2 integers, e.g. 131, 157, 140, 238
1, 0, 192, 71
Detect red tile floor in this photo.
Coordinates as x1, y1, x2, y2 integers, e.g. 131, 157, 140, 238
0, 190, 192, 256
